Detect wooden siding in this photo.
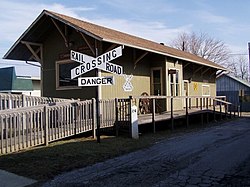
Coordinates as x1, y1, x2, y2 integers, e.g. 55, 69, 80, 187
42, 27, 96, 100
216, 75, 250, 92
216, 75, 250, 111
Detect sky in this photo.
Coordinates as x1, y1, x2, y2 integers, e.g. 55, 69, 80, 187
0, 0, 249, 77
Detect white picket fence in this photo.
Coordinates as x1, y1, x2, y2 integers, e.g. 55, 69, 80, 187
0, 93, 70, 110
0, 98, 117, 154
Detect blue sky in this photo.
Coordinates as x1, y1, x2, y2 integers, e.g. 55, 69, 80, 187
0, 0, 249, 76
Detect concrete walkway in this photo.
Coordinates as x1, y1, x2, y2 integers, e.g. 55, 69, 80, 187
0, 169, 36, 187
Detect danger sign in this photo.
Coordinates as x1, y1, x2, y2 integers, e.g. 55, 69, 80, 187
78, 76, 114, 86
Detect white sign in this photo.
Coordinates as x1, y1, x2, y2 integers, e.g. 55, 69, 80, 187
123, 74, 133, 92
78, 76, 114, 86
71, 46, 123, 79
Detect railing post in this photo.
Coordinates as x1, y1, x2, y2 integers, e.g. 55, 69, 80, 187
92, 98, 96, 139
213, 99, 216, 122
152, 98, 156, 133
189, 98, 192, 109
234, 105, 236, 117
185, 97, 189, 128
115, 98, 119, 137
229, 105, 232, 119
206, 97, 209, 109
171, 97, 174, 130
220, 102, 222, 120
200, 98, 203, 126
225, 104, 228, 119
43, 106, 49, 146
238, 105, 241, 117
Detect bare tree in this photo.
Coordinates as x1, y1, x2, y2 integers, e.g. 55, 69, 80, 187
170, 32, 231, 65
227, 55, 249, 80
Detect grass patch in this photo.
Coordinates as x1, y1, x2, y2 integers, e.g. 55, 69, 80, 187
0, 131, 173, 182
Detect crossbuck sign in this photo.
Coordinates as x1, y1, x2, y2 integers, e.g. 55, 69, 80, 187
70, 46, 133, 91
71, 46, 123, 79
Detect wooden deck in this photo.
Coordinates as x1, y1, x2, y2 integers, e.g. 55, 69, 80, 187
138, 108, 209, 125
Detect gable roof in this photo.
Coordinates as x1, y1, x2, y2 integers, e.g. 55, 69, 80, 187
4, 10, 226, 71
217, 73, 250, 88
0, 67, 33, 92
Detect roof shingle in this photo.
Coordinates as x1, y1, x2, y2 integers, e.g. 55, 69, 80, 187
47, 10, 226, 70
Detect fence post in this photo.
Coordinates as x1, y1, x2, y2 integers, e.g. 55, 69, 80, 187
152, 98, 156, 133
43, 106, 49, 146
129, 96, 133, 138
171, 97, 174, 130
115, 98, 119, 136
92, 98, 96, 139
22, 94, 26, 107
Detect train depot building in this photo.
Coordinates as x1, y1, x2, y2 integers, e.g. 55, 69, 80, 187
4, 10, 226, 111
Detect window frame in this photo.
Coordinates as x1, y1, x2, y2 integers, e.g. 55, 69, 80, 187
202, 84, 210, 96
56, 59, 81, 90
168, 68, 180, 96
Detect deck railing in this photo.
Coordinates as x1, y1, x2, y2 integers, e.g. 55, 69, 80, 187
135, 95, 240, 131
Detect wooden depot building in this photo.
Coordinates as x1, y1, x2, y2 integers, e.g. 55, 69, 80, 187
3, 10, 227, 111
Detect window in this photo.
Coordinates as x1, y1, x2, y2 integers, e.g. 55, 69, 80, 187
151, 68, 162, 95
202, 85, 210, 96
56, 60, 79, 89
169, 69, 180, 96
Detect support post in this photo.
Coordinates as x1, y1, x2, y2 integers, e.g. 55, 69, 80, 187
225, 104, 228, 119
220, 102, 222, 120
200, 98, 203, 126
171, 97, 174, 130
185, 97, 189, 128
213, 100, 216, 122
152, 98, 156, 133
95, 45, 101, 143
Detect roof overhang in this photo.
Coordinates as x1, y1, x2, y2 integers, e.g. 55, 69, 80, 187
4, 10, 227, 72
3, 10, 102, 62
103, 39, 227, 71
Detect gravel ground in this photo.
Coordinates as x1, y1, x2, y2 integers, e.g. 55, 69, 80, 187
43, 117, 250, 187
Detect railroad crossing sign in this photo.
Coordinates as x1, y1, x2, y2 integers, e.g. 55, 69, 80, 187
71, 46, 123, 79
70, 46, 133, 91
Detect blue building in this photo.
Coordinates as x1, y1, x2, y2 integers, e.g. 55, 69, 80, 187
0, 67, 34, 95
216, 74, 250, 112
